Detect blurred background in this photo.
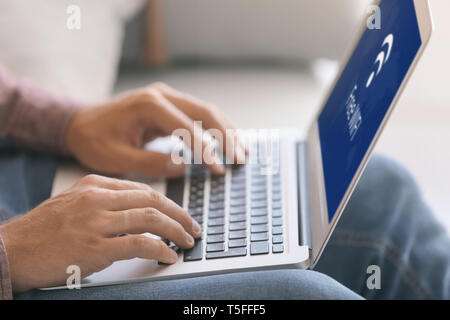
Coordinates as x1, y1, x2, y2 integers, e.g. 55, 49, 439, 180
0, 0, 448, 230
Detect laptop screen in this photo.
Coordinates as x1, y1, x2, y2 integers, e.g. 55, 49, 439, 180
318, 0, 422, 222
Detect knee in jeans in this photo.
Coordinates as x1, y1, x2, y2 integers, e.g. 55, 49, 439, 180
360, 154, 420, 196
265, 270, 359, 299
337, 154, 422, 230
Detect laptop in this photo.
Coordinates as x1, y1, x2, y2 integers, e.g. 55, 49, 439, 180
46, 0, 433, 289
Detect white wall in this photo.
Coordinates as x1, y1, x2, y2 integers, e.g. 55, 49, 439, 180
403, 0, 450, 105
376, 0, 450, 231
163, 0, 372, 62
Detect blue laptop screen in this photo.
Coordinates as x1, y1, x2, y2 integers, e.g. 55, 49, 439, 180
318, 0, 422, 222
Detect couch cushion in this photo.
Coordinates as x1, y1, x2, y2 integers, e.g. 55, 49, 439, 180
0, 0, 144, 103
159, 0, 372, 63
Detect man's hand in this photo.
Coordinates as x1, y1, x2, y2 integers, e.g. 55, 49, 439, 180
65, 82, 246, 177
0, 174, 202, 292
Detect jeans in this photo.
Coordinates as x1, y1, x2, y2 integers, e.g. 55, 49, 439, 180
1, 140, 448, 299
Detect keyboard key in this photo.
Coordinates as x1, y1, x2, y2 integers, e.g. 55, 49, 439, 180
250, 241, 269, 255
272, 217, 283, 226
189, 202, 201, 210
190, 186, 199, 193
228, 239, 247, 248
211, 186, 225, 195
272, 174, 281, 182
231, 184, 246, 192
166, 178, 184, 207
206, 248, 247, 259
272, 235, 283, 244
229, 230, 247, 239
207, 243, 225, 252
272, 185, 281, 193
230, 214, 246, 222
183, 240, 203, 261
251, 224, 269, 233
251, 216, 268, 225
251, 232, 269, 242
208, 217, 225, 227
272, 209, 283, 217
189, 208, 203, 217
229, 222, 246, 231
210, 194, 225, 202
272, 201, 282, 209
230, 191, 246, 199
193, 215, 203, 224
210, 202, 225, 210
251, 200, 267, 209
209, 209, 225, 218
211, 176, 225, 184
230, 198, 246, 207
230, 206, 246, 215
251, 208, 268, 217
251, 192, 267, 201
251, 185, 266, 193
272, 244, 284, 253
207, 234, 225, 243
272, 226, 283, 235
207, 226, 225, 235
251, 176, 267, 184
232, 165, 246, 173
272, 193, 282, 201
231, 176, 246, 184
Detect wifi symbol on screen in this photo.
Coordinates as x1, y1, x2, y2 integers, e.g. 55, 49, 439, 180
366, 34, 394, 88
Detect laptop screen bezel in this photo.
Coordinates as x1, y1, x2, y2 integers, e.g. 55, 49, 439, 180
305, 0, 433, 267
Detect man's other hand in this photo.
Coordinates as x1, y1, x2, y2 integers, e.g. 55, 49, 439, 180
65, 83, 247, 177
0, 174, 202, 292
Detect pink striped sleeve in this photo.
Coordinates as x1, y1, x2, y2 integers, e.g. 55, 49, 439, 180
0, 65, 81, 155
0, 233, 12, 300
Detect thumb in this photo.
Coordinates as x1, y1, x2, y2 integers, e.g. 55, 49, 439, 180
122, 147, 186, 178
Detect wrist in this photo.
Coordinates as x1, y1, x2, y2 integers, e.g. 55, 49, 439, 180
64, 108, 81, 157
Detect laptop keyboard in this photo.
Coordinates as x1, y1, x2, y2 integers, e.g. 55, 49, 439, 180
165, 140, 284, 263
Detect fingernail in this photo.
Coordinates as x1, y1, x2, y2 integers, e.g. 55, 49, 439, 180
192, 219, 202, 237
168, 250, 178, 264
235, 146, 246, 165
186, 233, 194, 246
214, 164, 226, 175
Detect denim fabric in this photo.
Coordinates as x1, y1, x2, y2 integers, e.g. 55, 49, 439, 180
16, 270, 361, 300
0, 137, 58, 218
316, 156, 450, 299
1, 143, 448, 299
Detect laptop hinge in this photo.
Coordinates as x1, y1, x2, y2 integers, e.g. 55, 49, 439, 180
296, 142, 313, 252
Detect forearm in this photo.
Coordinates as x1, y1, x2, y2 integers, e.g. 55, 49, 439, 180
0, 65, 80, 155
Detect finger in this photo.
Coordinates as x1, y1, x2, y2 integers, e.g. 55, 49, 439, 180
155, 83, 248, 163
106, 235, 178, 264
100, 189, 202, 238
138, 90, 226, 175
77, 174, 151, 191
116, 146, 185, 178
104, 207, 195, 249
